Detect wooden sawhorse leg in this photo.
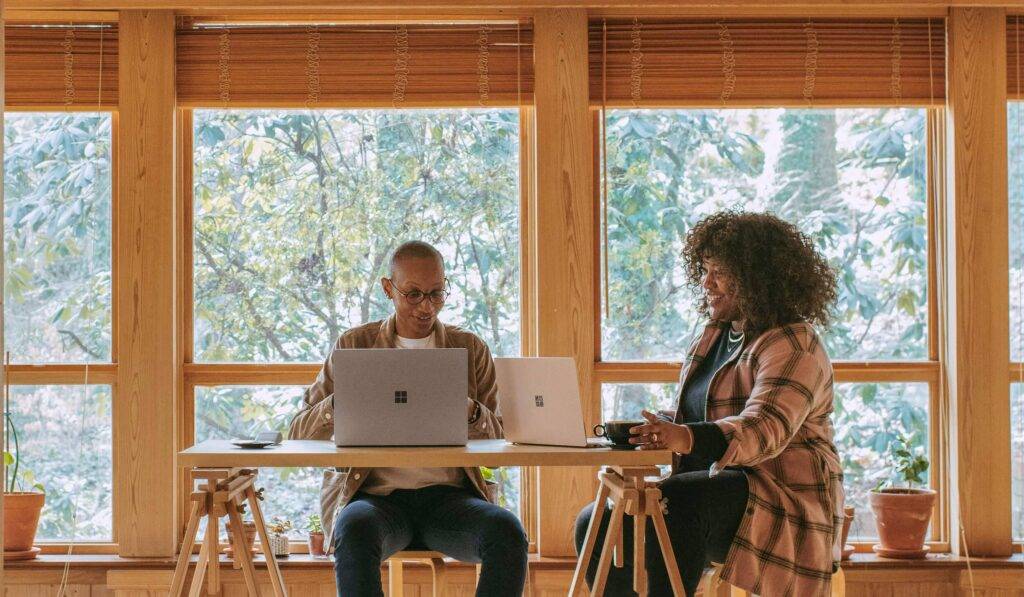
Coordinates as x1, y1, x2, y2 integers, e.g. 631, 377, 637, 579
168, 468, 289, 597
570, 466, 685, 597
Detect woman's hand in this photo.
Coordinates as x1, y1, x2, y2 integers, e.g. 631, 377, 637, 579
629, 410, 694, 453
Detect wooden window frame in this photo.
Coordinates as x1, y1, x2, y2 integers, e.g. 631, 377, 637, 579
4, 109, 120, 553
589, 106, 949, 551
177, 105, 539, 552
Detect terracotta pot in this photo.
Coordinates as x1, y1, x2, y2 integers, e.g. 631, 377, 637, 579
870, 488, 936, 555
308, 532, 326, 557
840, 506, 855, 560
227, 520, 257, 557
3, 491, 45, 552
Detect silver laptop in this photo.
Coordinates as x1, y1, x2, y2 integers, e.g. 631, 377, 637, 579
494, 357, 603, 448
333, 348, 468, 447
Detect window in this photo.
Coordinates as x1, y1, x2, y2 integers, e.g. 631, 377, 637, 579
1009, 101, 1024, 540
4, 112, 115, 541
192, 109, 521, 362
5, 113, 113, 363
187, 108, 524, 527
598, 108, 935, 542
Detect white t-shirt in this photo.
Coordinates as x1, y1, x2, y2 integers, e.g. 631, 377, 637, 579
359, 333, 468, 495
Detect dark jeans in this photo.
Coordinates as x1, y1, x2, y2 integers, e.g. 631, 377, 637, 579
332, 485, 528, 597
574, 470, 749, 597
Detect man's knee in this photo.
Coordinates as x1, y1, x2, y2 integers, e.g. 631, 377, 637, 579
333, 504, 385, 555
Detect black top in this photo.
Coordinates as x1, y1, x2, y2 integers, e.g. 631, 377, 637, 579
675, 327, 741, 471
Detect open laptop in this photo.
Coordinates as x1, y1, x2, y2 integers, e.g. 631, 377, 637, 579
494, 357, 606, 448
333, 348, 468, 447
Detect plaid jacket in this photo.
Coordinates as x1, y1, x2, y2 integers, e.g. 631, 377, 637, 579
673, 321, 844, 596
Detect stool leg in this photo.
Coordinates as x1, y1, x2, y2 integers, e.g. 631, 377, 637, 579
388, 560, 404, 597
832, 567, 846, 597
428, 557, 447, 597
592, 494, 629, 597
569, 481, 611, 597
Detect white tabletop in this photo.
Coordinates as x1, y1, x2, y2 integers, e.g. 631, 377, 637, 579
179, 439, 672, 468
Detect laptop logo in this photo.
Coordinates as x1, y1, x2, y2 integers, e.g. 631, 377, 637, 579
535, 395, 544, 407
394, 390, 408, 404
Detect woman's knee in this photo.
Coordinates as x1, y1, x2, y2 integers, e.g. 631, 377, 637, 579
480, 506, 528, 553
575, 504, 593, 546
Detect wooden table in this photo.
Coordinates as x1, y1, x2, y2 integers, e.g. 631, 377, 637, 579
175, 439, 677, 596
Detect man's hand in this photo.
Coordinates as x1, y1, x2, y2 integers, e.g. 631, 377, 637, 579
467, 397, 477, 420
629, 410, 694, 453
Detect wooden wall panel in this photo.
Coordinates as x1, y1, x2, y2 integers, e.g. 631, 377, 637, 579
944, 7, 1012, 557
114, 9, 177, 557
532, 8, 597, 558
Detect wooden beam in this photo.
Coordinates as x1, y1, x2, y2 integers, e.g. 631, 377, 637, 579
533, 8, 597, 558
945, 7, 1011, 557
8, 0, 1024, 12
115, 9, 177, 557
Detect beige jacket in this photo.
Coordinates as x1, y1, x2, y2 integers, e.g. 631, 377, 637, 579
287, 315, 503, 547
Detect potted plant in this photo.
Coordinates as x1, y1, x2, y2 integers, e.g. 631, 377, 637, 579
266, 517, 293, 557
869, 432, 935, 559
306, 514, 326, 557
3, 385, 46, 561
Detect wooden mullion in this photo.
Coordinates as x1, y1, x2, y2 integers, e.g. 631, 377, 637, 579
946, 7, 1011, 556
8, 364, 117, 385
184, 363, 319, 386
115, 9, 177, 557
595, 360, 940, 384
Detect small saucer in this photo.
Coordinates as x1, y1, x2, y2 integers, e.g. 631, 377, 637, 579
872, 544, 930, 559
230, 439, 276, 449
4, 547, 41, 561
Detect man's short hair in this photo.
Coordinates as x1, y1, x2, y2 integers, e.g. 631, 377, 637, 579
389, 241, 445, 278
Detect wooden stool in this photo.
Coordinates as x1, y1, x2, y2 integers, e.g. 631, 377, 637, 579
571, 466, 685, 596
701, 564, 846, 596
169, 468, 288, 597
387, 550, 534, 596
388, 550, 448, 597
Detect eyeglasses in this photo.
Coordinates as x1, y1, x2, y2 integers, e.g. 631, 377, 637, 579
386, 279, 450, 305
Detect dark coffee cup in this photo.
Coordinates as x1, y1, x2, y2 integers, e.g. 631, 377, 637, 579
593, 420, 644, 448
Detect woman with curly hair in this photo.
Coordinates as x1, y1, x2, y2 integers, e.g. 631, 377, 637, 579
575, 211, 845, 596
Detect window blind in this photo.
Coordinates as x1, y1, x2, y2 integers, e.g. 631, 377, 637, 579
590, 18, 945, 106
1009, 15, 1023, 99
5, 25, 118, 109
176, 22, 533, 108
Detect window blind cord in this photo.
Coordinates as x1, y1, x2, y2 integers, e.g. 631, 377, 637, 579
59, 22, 105, 593
602, 18, 609, 322
56, 359, 85, 596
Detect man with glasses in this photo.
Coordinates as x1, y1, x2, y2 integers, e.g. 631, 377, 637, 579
289, 240, 528, 597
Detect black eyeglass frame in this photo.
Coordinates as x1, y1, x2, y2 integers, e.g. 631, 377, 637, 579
384, 278, 451, 305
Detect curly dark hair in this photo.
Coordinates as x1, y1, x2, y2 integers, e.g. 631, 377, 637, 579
683, 211, 838, 334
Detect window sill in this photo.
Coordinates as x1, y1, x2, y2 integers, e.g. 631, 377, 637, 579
5, 552, 1024, 571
